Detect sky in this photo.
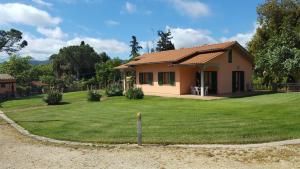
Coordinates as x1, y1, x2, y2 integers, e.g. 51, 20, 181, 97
0, 0, 263, 60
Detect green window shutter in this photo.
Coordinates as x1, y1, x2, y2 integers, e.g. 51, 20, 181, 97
139, 73, 144, 84
169, 72, 175, 85
148, 73, 153, 85
228, 49, 232, 63
158, 72, 163, 85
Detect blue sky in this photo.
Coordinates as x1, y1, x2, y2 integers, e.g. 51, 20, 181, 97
0, 0, 263, 60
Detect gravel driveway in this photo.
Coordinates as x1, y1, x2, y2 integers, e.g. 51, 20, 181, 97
0, 120, 299, 169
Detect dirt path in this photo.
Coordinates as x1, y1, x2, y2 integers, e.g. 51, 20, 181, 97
0, 121, 299, 169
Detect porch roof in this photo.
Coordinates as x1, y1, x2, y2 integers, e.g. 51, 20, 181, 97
178, 51, 225, 65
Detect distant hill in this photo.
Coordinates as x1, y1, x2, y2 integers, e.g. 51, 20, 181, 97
30, 60, 50, 65
0, 56, 49, 65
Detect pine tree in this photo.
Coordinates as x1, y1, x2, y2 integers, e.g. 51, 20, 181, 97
156, 30, 175, 52
129, 36, 142, 59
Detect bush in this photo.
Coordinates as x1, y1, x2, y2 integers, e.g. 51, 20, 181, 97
105, 84, 123, 97
125, 88, 144, 100
43, 89, 62, 105
16, 85, 31, 97
87, 90, 102, 102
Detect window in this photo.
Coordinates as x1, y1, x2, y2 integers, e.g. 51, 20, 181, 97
228, 49, 232, 63
139, 72, 153, 85
1, 84, 6, 88
158, 72, 175, 85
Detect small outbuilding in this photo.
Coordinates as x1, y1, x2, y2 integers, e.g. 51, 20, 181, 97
0, 74, 16, 99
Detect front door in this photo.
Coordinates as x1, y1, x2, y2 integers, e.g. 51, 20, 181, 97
232, 71, 244, 92
205, 71, 217, 94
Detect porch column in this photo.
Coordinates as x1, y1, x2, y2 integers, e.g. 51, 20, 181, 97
201, 70, 204, 96
122, 71, 126, 93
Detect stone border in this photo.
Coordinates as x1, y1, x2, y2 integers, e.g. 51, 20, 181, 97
1, 111, 300, 148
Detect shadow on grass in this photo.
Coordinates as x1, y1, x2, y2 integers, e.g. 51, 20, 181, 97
46, 102, 71, 106
227, 91, 278, 99
15, 119, 62, 123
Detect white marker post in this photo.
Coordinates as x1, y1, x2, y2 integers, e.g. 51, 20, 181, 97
137, 112, 142, 146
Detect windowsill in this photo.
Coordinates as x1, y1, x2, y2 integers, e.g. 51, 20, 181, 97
139, 84, 154, 86
158, 84, 176, 86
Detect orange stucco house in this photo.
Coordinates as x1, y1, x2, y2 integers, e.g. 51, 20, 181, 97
116, 41, 254, 96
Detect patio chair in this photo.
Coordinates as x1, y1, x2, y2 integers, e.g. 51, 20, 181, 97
190, 86, 196, 95
194, 87, 200, 95
205, 86, 209, 96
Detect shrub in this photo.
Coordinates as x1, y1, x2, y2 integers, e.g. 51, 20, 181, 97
16, 85, 31, 97
125, 88, 144, 100
43, 89, 63, 105
105, 84, 123, 97
87, 90, 102, 102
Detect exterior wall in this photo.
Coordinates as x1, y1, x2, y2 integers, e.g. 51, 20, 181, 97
179, 66, 197, 94
208, 47, 253, 94
0, 81, 16, 96
135, 63, 181, 95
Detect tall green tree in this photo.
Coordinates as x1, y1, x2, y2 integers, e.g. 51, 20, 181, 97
95, 57, 122, 88
248, 0, 300, 83
129, 36, 142, 59
99, 52, 111, 63
0, 29, 27, 55
156, 30, 175, 52
50, 41, 100, 80
0, 55, 32, 85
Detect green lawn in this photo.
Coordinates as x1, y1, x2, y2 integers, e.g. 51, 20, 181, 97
1, 91, 300, 144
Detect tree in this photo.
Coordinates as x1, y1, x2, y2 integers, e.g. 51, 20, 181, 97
50, 41, 100, 80
129, 36, 142, 59
0, 29, 27, 55
95, 57, 122, 88
156, 30, 175, 52
30, 64, 53, 81
99, 52, 111, 63
0, 55, 32, 85
248, 0, 300, 83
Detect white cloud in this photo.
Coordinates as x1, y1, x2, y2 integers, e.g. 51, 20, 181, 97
67, 37, 129, 55
57, 0, 99, 4
37, 27, 68, 39
167, 26, 216, 49
18, 33, 129, 60
32, 0, 53, 7
220, 23, 258, 47
0, 3, 61, 27
124, 2, 136, 13
140, 41, 155, 53
104, 20, 120, 26
169, 0, 209, 18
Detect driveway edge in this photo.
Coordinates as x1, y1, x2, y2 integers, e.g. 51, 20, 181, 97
1, 111, 299, 148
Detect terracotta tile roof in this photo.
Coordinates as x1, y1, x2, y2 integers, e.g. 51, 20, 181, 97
179, 51, 225, 65
116, 41, 252, 69
115, 64, 130, 69
31, 81, 48, 86
126, 41, 235, 66
0, 74, 15, 81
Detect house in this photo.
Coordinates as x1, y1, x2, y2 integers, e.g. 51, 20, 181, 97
31, 81, 49, 94
116, 41, 254, 96
0, 74, 16, 98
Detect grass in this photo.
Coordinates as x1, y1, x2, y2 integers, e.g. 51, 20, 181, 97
1, 91, 300, 144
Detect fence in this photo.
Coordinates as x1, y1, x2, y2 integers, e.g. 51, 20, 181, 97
252, 83, 300, 92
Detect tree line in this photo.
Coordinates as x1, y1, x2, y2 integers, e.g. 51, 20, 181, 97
0, 28, 176, 95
